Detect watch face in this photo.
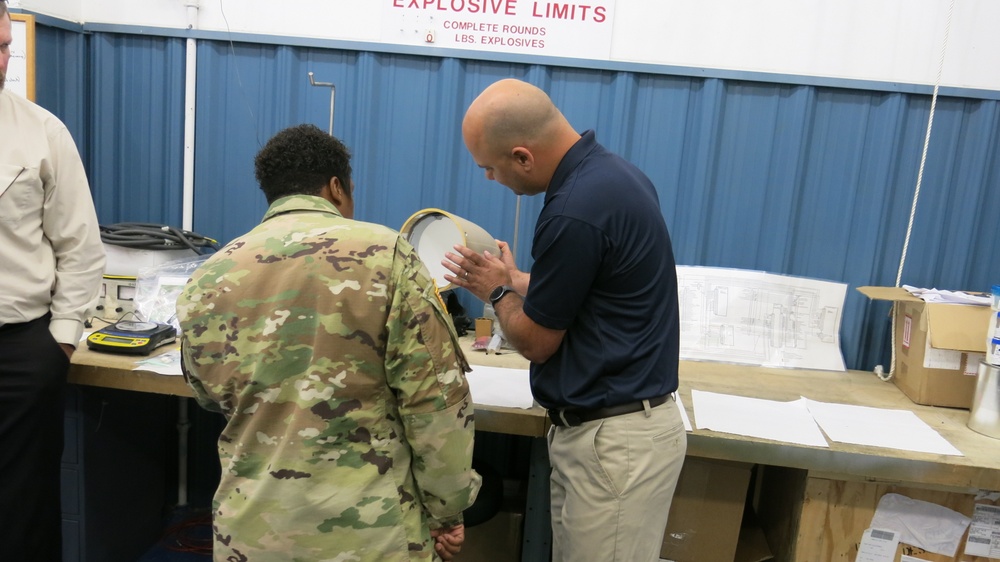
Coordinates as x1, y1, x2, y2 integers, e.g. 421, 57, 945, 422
490, 286, 513, 305
490, 286, 505, 301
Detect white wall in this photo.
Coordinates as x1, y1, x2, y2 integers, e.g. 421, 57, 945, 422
13, 0, 83, 23
17, 0, 1000, 92
613, 0, 990, 89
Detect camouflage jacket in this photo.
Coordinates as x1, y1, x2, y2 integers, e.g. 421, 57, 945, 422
177, 195, 481, 562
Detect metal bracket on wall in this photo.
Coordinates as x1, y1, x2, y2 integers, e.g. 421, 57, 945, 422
308, 72, 336, 135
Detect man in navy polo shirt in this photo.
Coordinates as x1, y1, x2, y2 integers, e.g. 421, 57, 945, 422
444, 78, 687, 561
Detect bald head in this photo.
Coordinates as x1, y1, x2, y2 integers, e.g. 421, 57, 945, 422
464, 79, 563, 152
463, 79, 581, 158
462, 79, 580, 195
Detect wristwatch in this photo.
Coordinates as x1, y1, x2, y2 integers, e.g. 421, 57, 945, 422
489, 285, 515, 306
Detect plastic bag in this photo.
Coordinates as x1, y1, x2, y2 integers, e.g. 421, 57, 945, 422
133, 255, 209, 334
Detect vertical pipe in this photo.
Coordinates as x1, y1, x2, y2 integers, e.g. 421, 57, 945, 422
513, 195, 521, 261
182, 5, 198, 232
178, 0, 201, 509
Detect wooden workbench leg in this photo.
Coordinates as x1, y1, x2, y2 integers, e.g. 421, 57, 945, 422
521, 437, 551, 562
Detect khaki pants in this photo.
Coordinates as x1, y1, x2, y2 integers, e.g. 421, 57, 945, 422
548, 397, 687, 562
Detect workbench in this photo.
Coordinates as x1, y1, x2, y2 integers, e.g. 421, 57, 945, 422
68, 339, 545, 437
674, 361, 1000, 562
68, 342, 1000, 562
68, 339, 553, 562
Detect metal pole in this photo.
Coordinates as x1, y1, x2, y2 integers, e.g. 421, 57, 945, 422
513, 195, 522, 260
308, 72, 336, 135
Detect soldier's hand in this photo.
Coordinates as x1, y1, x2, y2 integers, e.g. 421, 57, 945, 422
430, 523, 464, 560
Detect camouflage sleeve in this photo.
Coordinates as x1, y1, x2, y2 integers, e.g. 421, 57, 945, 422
179, 340, 224, 415
385, 237, 481, 525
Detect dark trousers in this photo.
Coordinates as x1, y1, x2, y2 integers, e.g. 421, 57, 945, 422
0, 315, 68, 562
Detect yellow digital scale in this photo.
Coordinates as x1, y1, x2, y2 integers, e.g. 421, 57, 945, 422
86, 321, 176, 355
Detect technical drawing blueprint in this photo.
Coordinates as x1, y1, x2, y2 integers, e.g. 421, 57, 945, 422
676, 266, 847, 371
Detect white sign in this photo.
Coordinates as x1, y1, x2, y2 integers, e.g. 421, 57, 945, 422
382, 0, 616, 60
7, 17, 32, 100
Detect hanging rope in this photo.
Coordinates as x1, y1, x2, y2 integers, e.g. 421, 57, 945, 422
877, 0, 955, 382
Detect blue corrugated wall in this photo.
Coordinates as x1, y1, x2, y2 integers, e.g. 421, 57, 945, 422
31, 28, 1000, 373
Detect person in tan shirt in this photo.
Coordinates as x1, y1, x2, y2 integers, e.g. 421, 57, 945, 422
0, 5, 105, 559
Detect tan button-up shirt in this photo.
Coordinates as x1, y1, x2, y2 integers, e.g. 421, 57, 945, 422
0, 90, 104, 345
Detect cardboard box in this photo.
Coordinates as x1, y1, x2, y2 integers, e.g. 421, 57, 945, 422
760, 471, 1000, 562
858, 286, 992, 409
455, 510, 523, 562
735, 520, 775, 562
660, 457, 752, 562
474, 317, 493, 339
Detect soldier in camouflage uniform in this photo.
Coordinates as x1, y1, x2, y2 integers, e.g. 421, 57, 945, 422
177, 124, 481, 562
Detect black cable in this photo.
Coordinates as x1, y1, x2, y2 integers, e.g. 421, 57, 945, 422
85, 310, 141, 329
100, 223, 219, 254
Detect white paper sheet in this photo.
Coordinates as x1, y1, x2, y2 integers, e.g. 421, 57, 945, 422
676, 266, 848, 371
691, 390, 828, 447
870, 493, 971, 556
676, 393, 692, 432
903, 285, 991, 306
804, 399, 963, 456
133, 349, 183, 376
465, 365, 534, 409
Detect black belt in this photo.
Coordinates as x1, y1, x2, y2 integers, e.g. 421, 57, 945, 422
548, 394, 670, 427
0, 314, 49, 334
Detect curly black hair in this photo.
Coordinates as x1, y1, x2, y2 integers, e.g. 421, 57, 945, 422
254, 124, 353, 204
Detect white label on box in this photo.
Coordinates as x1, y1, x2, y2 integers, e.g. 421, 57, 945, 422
857, 528, 898, 562
903, 315, 912, 349
964, 504, 1000, 557
923, 338, 962, 370
965, 353, 986, 376
976, 490, 1000, 502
